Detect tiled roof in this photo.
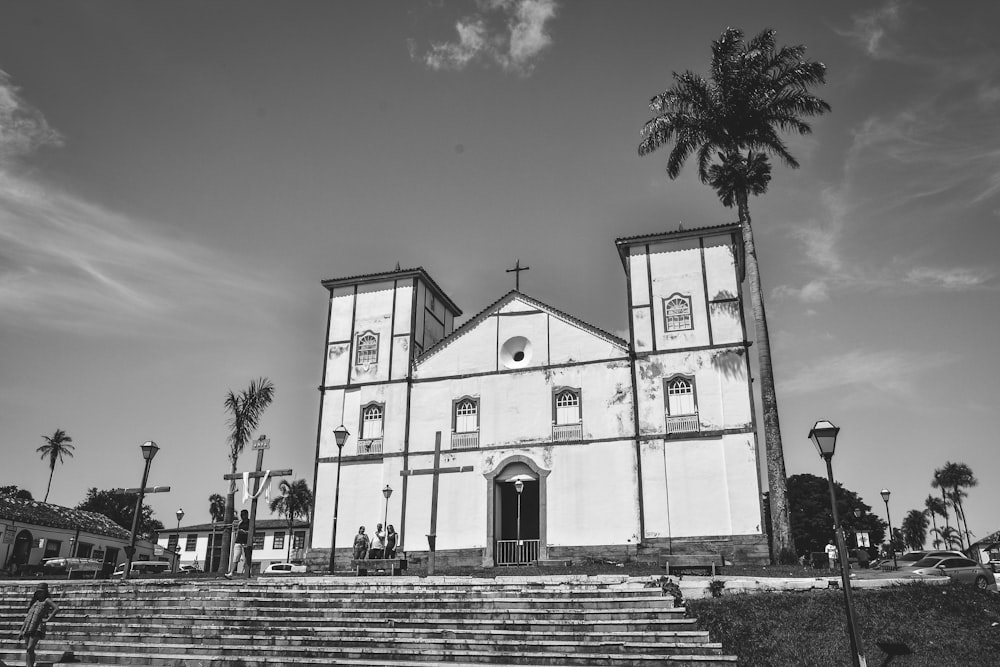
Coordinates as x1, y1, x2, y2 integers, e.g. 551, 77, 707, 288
0, 497, 132, 541
320, 266, 462, 317
970, 529, 1000, 550
416, 290, 629, 365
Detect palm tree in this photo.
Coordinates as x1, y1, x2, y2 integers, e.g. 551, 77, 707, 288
933, 462, 977, 551
931, 470, 953, 544
36, 429, 75, 503
924, 495, 947, 549
209, 493, 226, 523
269, 479, 314, 562
639, 27, 830, 559
219, 377, 275, 572
936, 525, 964, 550
900, 509, 928, 552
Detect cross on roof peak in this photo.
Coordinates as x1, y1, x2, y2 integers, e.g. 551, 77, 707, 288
506, 259, 530, 291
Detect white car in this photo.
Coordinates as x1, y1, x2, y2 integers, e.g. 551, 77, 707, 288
263, 562, 307, 575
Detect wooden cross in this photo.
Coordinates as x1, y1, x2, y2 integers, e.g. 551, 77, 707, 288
113, 485, 170, 579
506, 259, 530, 291
223, 436, 292, 578
399, 431, 473, 575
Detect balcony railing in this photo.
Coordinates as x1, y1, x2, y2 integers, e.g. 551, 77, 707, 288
357, 438, 383, 455
495, 539, 540, 566
552, 423, 583, 442
451, 432, 480, 450
665, 414, 700, 434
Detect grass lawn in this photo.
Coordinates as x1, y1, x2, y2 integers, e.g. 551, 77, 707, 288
688, 581, 1000, 666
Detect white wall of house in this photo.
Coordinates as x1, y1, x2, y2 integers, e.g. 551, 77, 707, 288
0, 521, 155, 567
157, 524, 308, 569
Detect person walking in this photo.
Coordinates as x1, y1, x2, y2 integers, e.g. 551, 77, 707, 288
825, 540, 838, 571
385, 525, 398, 559
225, 509, 250, 578
353, 526, 370, 561
19, 582, 59, 667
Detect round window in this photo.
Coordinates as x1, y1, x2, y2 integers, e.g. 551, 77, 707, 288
500, 336, 532, 369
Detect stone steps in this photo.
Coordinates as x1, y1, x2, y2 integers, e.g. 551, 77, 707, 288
0, 577, 735, 665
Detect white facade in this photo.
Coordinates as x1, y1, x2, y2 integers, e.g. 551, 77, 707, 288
157, 520, 309, 572
311, 225, 768, 566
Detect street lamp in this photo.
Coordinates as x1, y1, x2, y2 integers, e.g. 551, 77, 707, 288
809, 420, 867, 667
174, 508, 185, 572
328, 425, 350, 574
124, 440, 160, 581
382, 484, 393, 539
514, 479, 524, 563
881, 488, 896, 570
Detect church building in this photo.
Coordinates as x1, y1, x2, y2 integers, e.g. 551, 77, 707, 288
309, 223, 769, 567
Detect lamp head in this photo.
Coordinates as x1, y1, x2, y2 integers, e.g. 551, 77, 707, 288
881, 488, 891, 503
176, 508, 185, 522
333, 425, 350, 449
383, 484, 393, 499
514, 480, 524, 494
808, 420, 839, 459
140, 440, 159, 461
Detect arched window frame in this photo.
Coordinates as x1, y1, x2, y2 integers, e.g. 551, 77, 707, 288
664, 375, 697, 416
551, 387, 582, 425
663, 293, 693, 332
355, 331, 379, 365
359, 402, 385, 439
452, 396, 480, 433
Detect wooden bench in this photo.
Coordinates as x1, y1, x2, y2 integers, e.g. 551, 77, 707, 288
350, 558, 407, 576
659, 553, 724, 576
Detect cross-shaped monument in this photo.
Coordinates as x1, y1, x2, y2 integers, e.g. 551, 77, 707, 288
222, 435, 292, 578
506, 259, 530, 291
400, 431, 473, 575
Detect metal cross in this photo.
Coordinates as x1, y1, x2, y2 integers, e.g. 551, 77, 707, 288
506, 259, 530, 291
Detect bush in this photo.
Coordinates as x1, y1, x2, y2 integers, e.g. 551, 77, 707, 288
688, 581, 1000, 666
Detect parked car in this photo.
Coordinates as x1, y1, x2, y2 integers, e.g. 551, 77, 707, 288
896, 550, 966, 569
909, 556, 997, 591
179, 564, 202, 574
263, 562, 307, 575
111, 560, 172, 577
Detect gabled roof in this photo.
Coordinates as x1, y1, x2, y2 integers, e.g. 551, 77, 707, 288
416, 290, 629, 365
970, 529, 1000, 550
614, 223, 744, 279
0, 497, 132, 541
321, 266, 462, 317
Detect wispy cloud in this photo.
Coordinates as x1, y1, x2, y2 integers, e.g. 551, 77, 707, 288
412, 0, 557, 75
779, 348, 956, 402
838, 0, 903, 59
0, 72, 277, 337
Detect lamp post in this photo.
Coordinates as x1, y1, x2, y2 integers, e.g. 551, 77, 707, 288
328, 425, 350, 574
514, 479, 524, 563
881, 489, 896, 570
174, 508, 184, 573
124, 440, 159, 581
382, 484, 393, 537
809, 420, 867, 667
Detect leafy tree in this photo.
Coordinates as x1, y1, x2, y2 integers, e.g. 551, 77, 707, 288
935, 525, 964, 550
219, 377, 275, 572
209, 493, 226, 523
901, 509, 929, 551
787, 474, 885, 557
75, 487, 164, 539
36, 429, 75, 502
933, 462, 977, 550
924, 495, 948, 549
639, 28, 830, 559
0, 485, 33, 499
269, 479, 314, 561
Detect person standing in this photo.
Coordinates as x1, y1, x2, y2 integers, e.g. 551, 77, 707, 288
19, 582, 59, 667
225, 509, 250, 578
370, 523, 387, 559
825, 540, 838, 571
353, 526, 370, 561
385, 525, 398, 559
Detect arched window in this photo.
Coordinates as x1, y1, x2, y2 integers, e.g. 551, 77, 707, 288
455, 398, 479, 433
666, 377, 696, 415
664, 294, 692, 332
362, 404, 383, 439
555, 389, 581, 424
356, 332, 378, 365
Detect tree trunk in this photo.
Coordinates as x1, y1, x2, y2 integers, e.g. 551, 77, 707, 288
219, 462, 237, 572
929, 514, 939, 549
954, 489, 972, 552
737, 191, 793, 561
43, 466, 54, 503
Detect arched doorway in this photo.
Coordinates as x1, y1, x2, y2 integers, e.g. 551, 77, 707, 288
483, 456, 550, 566
9, 530, 33, 571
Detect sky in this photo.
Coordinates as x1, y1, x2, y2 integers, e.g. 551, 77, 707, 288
1, 1, 998, 547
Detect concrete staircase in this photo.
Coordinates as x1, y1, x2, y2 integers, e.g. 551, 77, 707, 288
0, 575, 736, 666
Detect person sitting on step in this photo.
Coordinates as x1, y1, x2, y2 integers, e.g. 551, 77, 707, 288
353, 526, 370, 560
